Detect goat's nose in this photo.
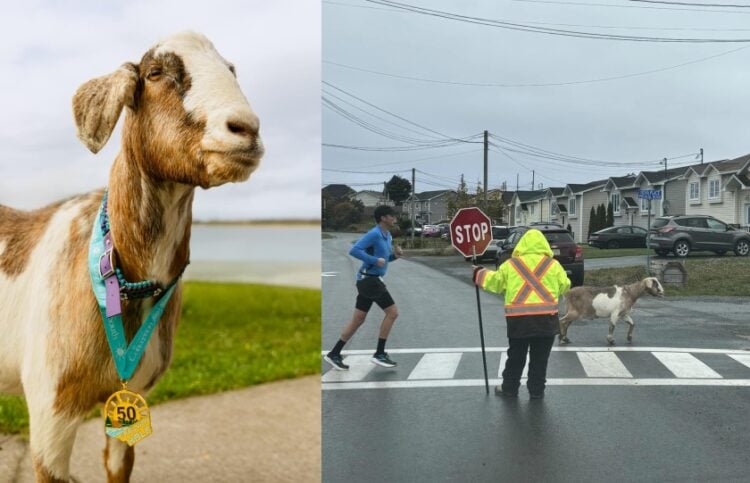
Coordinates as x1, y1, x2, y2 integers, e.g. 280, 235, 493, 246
226, 118, 258, 139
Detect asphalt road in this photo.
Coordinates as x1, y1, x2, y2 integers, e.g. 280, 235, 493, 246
322, 233, 750, 483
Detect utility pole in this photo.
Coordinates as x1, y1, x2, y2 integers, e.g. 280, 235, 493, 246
516, 173, 519, 192
661, 157, 668, 215
410, 168, 416, 245
531, 170, 535, 190
483, 130, 488, 211
699, 147, 704, 165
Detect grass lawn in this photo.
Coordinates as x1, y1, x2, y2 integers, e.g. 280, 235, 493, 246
584, 256, 750, 296
0, 281, 320, 435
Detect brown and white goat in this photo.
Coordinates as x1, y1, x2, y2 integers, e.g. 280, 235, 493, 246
0, 31, 263, 483
558, 277, 664, 346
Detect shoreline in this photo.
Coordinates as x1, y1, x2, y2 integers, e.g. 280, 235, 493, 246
184, 261, 320, 289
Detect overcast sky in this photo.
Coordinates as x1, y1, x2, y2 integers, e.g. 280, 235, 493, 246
322, 0, 750, 194
0, 0, 320, 221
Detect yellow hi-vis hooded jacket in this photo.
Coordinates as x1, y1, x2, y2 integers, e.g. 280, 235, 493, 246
475, 229, 571, 317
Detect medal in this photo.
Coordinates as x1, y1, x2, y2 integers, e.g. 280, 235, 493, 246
103, 384, 152, 446
88, 192, 182, 446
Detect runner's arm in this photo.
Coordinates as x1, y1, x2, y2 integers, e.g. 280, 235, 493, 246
349, 231, 379, 266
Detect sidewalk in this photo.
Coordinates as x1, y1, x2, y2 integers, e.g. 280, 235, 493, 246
0, 375, 320, 482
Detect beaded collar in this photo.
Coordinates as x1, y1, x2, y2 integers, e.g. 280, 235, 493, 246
99, 191, 189, 300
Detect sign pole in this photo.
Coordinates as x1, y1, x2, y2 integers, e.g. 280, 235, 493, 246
472, 245, 490, 395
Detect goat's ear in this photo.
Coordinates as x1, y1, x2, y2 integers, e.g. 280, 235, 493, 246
72, 63, 139, 154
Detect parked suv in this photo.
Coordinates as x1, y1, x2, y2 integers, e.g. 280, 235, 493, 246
494, 225, 584, 286
648, 215, 750, 257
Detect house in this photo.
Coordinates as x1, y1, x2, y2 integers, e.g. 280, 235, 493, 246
403, 189, 456, 224
563, 179, 607, 243
601, 174, 640, 227
632, 166, 690, 224
352, 189, 393, 208
682, 154, 750, 228
543, 187, 566, 226
509, 190, 546, 226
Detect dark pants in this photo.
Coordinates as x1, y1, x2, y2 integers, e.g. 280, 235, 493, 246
501, 336, 555, 396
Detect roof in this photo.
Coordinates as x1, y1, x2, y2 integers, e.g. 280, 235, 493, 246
637, 165, 689, 185
565, 179, 607, 195
622, 196, 639, 208
604, 175, 637, 190
546, 187, 565, 197
514, 190, 546, 203
557, 203, 568, 213
355, 190, 383, 197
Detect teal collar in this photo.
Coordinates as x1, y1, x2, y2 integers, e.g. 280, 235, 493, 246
88, 193, 180, 382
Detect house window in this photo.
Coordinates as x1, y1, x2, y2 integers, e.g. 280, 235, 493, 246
689, 182, 700, 201
611, 192, 620, 214
641, 196, 650, 212
568, 198, 576, 216
708, 179, 720, 200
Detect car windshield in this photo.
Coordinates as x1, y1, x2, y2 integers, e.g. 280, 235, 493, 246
544, 231, 574, 243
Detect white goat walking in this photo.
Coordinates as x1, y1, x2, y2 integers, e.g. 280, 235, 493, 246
0, 32, 263, 482
558, 277, 664, 346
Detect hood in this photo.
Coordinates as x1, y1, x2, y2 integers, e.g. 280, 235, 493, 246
512, 229, 553, 258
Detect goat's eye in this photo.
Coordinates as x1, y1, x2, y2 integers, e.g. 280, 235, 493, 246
228, 65, 236, 76
146, 68, 162, 81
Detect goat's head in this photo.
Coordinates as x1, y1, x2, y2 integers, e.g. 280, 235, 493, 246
643, 277, 665, 298
72, 31, 263, 188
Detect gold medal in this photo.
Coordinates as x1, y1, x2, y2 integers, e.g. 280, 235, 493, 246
103, 385, 152, 446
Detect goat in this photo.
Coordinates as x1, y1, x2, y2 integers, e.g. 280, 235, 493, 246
0, 31, 263, 483
558, 277, 664, 346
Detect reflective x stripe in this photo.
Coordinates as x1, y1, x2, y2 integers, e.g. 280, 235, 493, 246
510, 257, 555, 304
505, 303, 559, 316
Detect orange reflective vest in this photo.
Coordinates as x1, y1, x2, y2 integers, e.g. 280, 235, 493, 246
503, 257, 559, 317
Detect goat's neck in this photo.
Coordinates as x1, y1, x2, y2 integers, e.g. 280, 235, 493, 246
107, 153, 194, 285
625, 280, 646, 299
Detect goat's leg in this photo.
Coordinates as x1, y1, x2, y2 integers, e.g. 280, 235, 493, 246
104, 437, 135, 483
26, 395, 83, 482
625, 314, 636, 343
607, 314, 619, 345
558, 312, 576, 344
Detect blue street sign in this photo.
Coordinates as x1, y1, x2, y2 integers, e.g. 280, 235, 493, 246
638, 189, 662, 200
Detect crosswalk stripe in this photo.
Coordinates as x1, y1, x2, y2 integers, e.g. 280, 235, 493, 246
408, 353, 462, 380
651, 352, 721, 378
499, 353, 529, 378
322, 355, 375, 382
322, 378, 750, 391
577, 352, 633, 378
728, 354, 750, 369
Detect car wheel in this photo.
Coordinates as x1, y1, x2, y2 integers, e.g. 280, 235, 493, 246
607, 240, 620, 249
655, 249, 668, 257
735, 239, 750, 257
673, 240, 690, 257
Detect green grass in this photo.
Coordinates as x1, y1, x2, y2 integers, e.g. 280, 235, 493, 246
585, 257, 750, 296
0, 282, 320, 434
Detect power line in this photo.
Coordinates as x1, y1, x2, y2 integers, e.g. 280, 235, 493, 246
511, 0, 750, 14
324, 45, 750, 87
365, 0, 750, 40
630, 0, 750, 7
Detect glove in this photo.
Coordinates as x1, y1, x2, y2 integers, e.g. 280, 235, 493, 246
472, 265, 484, 286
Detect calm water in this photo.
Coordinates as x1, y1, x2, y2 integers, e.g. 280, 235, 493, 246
190, 225, 320, 262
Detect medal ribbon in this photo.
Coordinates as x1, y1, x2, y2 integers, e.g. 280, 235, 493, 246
88, 196, 177, 382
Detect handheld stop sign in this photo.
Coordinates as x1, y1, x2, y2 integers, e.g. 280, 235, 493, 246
450, 207, 492, 258
450, 207, 491, 393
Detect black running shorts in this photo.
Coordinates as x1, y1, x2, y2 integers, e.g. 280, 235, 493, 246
355, 276, 395, 312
